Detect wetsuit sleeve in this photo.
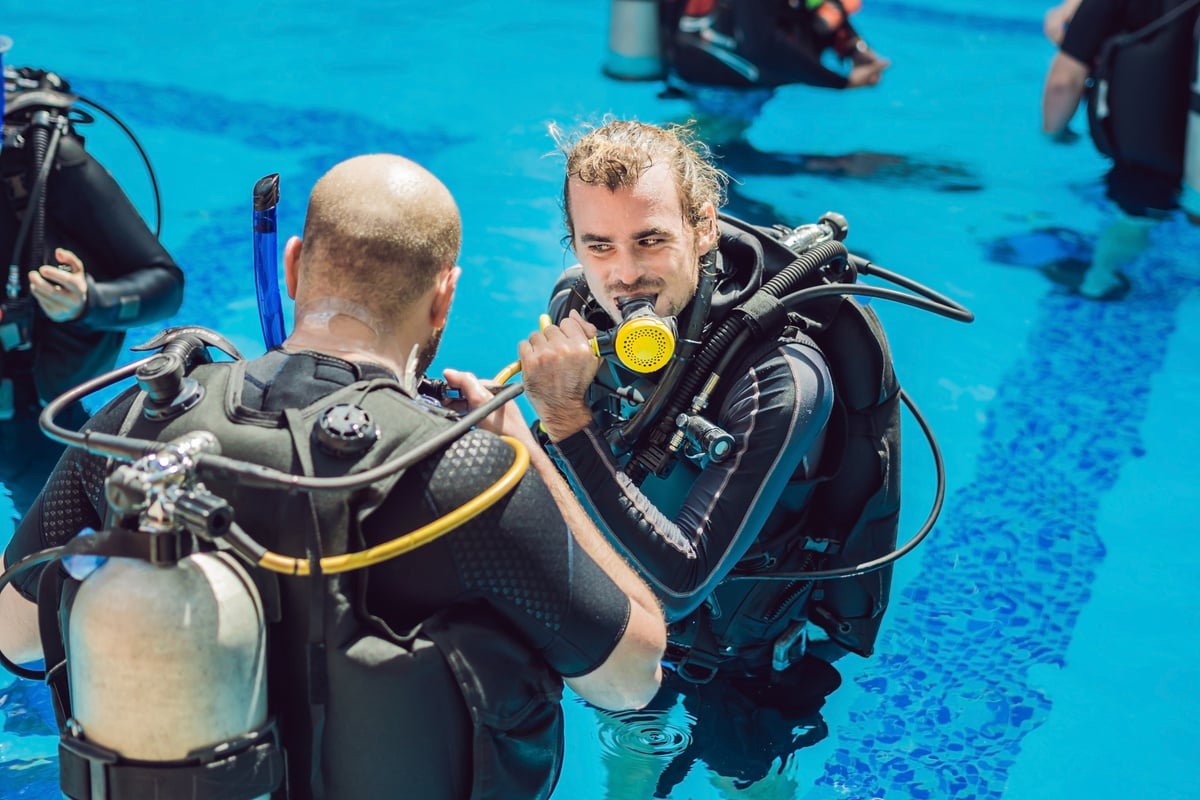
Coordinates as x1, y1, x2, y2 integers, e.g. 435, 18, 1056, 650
50, 137, 184, 331
1059, 0, 1123, 65
363, 430, 633, 678
547, 341, 833, 622
751, 0, 853, 89
2, 392, 135, 600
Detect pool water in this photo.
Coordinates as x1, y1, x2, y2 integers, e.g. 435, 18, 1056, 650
3, 2, 1199, 798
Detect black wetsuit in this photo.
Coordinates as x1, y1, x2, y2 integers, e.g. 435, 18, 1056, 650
544, 219, 843, 794
545, 220, 834, 629
665, 0, 863, 89
5, 349, 632, 800
0, 133, 183, 516
1064, 0, 1200, 214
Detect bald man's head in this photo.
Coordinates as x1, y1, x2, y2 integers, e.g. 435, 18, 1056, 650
296, 154, 462, 320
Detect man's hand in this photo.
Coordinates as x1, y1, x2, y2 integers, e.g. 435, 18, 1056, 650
519, 310, 601, 442
846, 47, 890, 88
28, 248, 88, 322
441, 368, 533, 444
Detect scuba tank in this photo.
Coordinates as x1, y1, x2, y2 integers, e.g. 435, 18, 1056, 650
50, 428, 282, 800
603, 0, 665, 81
0, 324, 539, 800
68, 552, 267, 763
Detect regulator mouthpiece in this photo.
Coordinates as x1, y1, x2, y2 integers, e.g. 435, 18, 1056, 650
591, 297, 676, 374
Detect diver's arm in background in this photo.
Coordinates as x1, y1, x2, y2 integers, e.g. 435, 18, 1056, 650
1042, 0, 1120, 138
0, 555, 41, 666
1043, 0, 1083, 45
546, 342, 833, 622
1041, 50, 1089, 137
442, 368, 665, 711
49, 138, 184, 331
0, 437, 108, 665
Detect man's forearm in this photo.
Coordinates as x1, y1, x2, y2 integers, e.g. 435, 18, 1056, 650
0, 555, 42, 666
525, 440, 661, 618
1042, 52, 1089, 135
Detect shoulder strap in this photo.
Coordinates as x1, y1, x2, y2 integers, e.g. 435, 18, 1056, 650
1130, 0, 1200, 41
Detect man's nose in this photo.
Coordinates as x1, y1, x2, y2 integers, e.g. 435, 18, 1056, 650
609, 250, 644, 285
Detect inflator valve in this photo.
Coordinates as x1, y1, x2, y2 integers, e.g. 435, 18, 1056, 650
315, 403, 379, 458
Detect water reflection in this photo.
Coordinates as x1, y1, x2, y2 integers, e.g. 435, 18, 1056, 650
592, 656, 839, 798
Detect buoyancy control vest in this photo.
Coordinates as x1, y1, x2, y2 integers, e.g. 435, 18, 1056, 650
1086, 0, 1200, 178
669, 217, 901, 679
41, 343, 564, 800
550, 213, 901, 679
657, 0, 860, 89
2, 65, 81, 355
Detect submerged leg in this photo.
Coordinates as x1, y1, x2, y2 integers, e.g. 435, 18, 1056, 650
1077, 211, 1156, 301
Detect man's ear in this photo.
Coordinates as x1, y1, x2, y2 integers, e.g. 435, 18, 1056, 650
431, 265, 461, 328
283, 236, 303, 299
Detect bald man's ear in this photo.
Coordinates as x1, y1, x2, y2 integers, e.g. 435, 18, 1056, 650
283, 236, 303, 299
431, 265, 461, 329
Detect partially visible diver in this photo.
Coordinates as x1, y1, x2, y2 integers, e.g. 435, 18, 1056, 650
657, 0, 891, 144
0, 154, 666, 800
1041, 0, 1200, 300
1, 48, 184, 519
636, 3, 972, 223
495, 119, 970, 796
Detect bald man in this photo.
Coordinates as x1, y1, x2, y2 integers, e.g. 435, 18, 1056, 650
0, 154, 665, 800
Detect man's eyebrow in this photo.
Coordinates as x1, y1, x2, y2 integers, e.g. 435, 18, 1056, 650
578, 227, 673, 244
633, 227, 671, 239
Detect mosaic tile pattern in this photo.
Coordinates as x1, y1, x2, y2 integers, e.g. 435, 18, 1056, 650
809, 218, 1198, 799
4, 45, 1199, 799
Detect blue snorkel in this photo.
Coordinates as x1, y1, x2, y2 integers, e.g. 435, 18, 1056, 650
252, 173, 286, 349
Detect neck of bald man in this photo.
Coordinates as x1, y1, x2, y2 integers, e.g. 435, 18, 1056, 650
285, 296, 413, 378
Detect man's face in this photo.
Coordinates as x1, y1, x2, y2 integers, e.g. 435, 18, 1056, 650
568, 163, 715, 323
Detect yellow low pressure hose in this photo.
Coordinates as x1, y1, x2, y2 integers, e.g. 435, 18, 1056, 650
248, 349, 538, 576
492, 313, 549, 383
253, 434, 529, 575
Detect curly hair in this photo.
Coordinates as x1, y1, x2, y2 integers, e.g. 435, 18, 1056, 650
549, 118, 728, 247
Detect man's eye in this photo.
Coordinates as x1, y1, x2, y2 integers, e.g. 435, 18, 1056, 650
640, 238, 663, 247
589, 243, 612, 253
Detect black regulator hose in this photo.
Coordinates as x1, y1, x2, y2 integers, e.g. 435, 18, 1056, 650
75, 93, 163, 238
37, 353, 528, 493
649, 239, 850, 449
28, 121, 50, 268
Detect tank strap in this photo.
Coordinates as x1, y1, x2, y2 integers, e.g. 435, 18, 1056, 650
58, 719, 285, 800
37, 560, 71, 728
665, 614, 726, 684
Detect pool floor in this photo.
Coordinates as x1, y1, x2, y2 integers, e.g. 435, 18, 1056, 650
3, 2, 1199, 797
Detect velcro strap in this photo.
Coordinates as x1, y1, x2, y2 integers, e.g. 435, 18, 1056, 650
59, 724, 284, 800
732, 292, 787, 340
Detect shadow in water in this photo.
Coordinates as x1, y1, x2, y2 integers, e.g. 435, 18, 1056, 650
983, 225, 1095, 293
593, 655, 841, 798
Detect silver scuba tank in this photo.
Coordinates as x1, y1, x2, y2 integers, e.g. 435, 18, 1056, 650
66, 549, 270, 797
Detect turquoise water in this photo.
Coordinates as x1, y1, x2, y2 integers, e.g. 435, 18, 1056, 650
3, 2, 1199, 798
